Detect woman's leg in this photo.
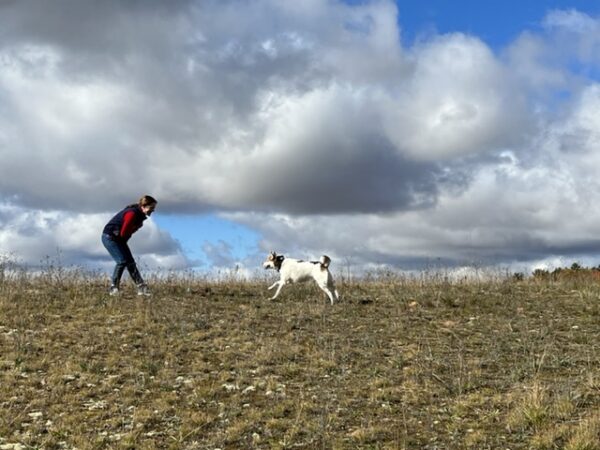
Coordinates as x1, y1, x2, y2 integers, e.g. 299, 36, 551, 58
102, 234, 142, 287
120, 244, 144, 286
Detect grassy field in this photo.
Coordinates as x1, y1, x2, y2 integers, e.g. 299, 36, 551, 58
0, 270, 599, 449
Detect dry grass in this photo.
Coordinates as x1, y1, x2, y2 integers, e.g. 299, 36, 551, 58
0, 270, 599, 449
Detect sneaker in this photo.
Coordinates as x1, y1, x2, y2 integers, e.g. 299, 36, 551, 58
109, 286, 120, 296
137, 284, 152, 297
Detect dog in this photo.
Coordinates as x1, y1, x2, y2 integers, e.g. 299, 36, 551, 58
263, 251, 340, 304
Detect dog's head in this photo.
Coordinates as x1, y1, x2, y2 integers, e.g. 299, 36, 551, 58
263, 251, 284, 270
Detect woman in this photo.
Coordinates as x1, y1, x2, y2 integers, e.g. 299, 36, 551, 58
101, 195, 157, 296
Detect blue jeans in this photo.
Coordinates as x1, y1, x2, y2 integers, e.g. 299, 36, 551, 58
101, 233, 144, 287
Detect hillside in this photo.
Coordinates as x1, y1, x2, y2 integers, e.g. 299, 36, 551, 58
1, 274, 599, 449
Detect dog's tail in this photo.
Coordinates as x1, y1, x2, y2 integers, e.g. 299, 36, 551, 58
319, 255, 331, 269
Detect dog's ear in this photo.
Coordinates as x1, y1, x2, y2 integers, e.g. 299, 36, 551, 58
268, 251, 276, 260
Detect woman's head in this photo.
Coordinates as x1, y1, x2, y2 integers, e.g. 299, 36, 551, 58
138, 195, 157, 216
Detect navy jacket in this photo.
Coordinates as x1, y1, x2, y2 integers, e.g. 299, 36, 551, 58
103, 205, 147, 241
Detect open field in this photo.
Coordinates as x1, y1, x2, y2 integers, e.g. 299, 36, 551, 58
1, 271, 599, 449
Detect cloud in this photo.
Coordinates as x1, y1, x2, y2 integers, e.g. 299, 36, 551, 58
201, 240, 236, 268
229, 83, 600, 270
543, 9, 598, 34
0, 0, 524, 214
0, 203, 189, 270
1, 1, 600, 272
233, 156, 600, 273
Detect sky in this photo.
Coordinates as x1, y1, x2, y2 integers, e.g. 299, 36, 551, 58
2, 0, 600, 277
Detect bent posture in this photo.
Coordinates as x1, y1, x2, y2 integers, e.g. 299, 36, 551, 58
263, 252, 340, 304
101, 195, 157, 296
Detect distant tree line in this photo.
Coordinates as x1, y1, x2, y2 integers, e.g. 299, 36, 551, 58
529, 262, 600, 281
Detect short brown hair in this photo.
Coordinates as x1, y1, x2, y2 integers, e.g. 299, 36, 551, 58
139, 195, 157, 207
127, 195, 157, 209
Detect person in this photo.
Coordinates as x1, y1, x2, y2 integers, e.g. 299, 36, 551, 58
101, 195, 157, 296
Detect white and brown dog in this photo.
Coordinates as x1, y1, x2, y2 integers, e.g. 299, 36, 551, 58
263, 252, 340, 304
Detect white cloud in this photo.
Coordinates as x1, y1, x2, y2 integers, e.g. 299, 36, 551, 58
543, 9, 598, 33
382, 33, 529, 160
0, 203, 189, 270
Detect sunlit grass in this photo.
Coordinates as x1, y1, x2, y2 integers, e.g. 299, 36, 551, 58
0, 267, 599, 448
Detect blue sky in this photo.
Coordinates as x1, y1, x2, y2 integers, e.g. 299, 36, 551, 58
153, 214, 260, 269
396, 0, 599, 47
2, 0, 600, 276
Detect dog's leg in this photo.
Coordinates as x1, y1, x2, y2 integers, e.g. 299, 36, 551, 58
326, 289, 336, 305
329, 280, 340, 302
268, 281, 279, 290
326, 273, 339, 303
270, 281, 284, 300
318, 284, 336, 305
